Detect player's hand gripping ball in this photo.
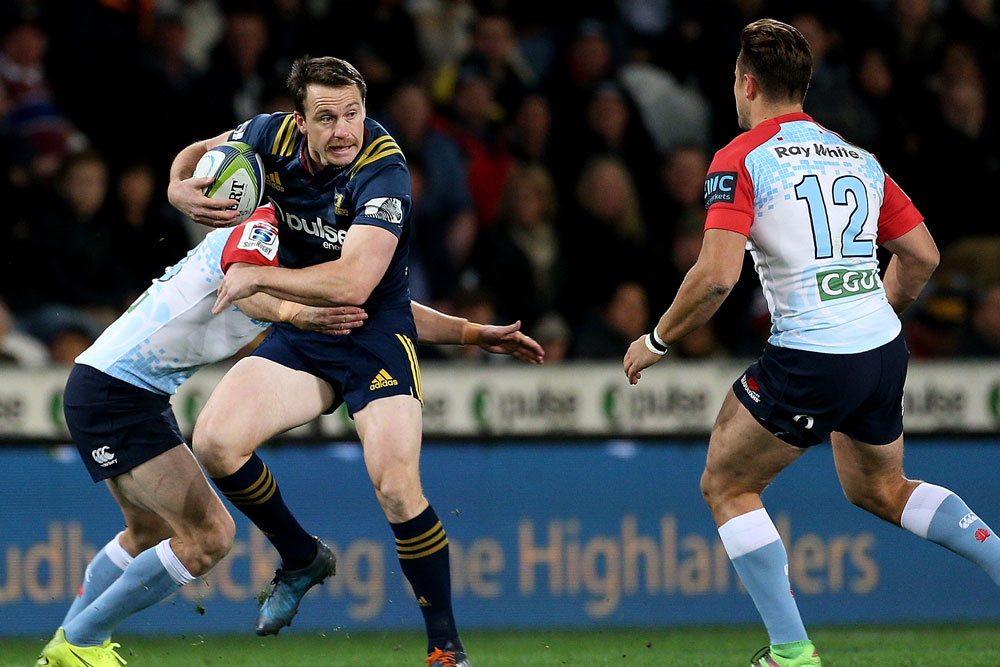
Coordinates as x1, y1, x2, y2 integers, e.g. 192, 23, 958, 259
192, 141, 265, 224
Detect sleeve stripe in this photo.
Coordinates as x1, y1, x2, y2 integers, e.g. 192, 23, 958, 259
279, 125, 299, 157
270, 115, 295, 156
348, 144, 402, 180
347, 136, 400, 179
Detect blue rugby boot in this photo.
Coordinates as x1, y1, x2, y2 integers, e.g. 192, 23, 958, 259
255, 538, 336, 635
426, 640, 471, 667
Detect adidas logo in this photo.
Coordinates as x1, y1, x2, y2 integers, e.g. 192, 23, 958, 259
370, 369, 399, 390
417, 596, 431, 607
265, 172, 285, 192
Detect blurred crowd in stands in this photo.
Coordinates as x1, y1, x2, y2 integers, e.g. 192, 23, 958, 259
0, 0, 997, 367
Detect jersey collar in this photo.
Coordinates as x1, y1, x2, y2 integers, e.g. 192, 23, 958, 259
758, 111, 813, 128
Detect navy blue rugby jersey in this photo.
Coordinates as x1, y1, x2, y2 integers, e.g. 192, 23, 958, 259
228, 113, 411, 309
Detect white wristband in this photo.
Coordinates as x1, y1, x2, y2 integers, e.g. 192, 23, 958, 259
645, 333, 668, 356
651, 328, 668, 349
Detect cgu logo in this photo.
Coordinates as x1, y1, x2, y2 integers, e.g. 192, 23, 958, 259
271, 201, 346, 248
815, 268, 882, 302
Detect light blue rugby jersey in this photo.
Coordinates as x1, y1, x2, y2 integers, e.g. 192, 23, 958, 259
75, 221, 277, 394
704, 112, 924, 353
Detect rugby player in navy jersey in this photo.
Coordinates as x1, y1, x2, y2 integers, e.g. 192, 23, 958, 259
168, 57, 526, 666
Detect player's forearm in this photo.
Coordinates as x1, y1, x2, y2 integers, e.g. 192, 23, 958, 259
233, 293, 296, 323
410, 301, 475, 345
653, 266, 733, 344
169, 140, 210, 183
883, 254, 936, 313
255, 264, 370, 306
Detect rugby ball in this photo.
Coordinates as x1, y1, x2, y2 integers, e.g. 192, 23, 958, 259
193, 141, 265, 224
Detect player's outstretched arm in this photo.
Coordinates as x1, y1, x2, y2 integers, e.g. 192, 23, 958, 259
168, 131, 240, 227
411, 301, 545, 364
880, 222, 939, 314
624, 228, 745, 384
233, 293, 367, 336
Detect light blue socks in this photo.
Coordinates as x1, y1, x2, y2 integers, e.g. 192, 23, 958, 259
719, 508, 808, 645
901, 482, 1000, 584
64, 539, 195, 646
63, 532, 132, 626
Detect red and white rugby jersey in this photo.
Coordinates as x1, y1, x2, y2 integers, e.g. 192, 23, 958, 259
76, 206, 280, 394
704, 112, 923, 353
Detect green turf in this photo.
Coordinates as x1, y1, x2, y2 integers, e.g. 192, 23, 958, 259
7, 625, 1000, 666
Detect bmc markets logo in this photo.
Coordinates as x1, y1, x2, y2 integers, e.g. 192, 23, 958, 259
815, 268, 881, 302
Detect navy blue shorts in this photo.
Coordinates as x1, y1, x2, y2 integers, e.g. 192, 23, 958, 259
63, 364, 186, 482
251, 304, 422, 417
733, 333, 909, 448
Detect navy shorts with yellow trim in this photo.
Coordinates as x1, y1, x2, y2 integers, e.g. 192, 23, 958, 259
733, 332, 908, 448
252, 304, 422, 417
64, 364, 186, 483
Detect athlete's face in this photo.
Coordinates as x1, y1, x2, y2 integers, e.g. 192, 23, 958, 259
296, 84, 366, 170
734, 66, 752, 131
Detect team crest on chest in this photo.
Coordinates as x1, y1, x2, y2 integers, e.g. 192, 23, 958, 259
334, 193, 348, 216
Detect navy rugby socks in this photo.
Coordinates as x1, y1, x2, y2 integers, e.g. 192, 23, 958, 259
391, 505, 459, 651
212, 453, 317, 570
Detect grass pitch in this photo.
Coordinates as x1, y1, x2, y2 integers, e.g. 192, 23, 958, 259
4, 625, 999, 666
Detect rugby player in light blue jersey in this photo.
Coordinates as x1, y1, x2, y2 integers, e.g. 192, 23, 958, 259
38, 201, 542, 666
624, 19, 1000, 667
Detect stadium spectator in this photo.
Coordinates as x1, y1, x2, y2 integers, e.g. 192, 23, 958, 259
0, 298, 47, 366
573, 280, 649, 359
193, 9, 273, 135
433, 64, 514, 226
530, 310, 572, 363
442, 12, 534, 120
107, 162, 191, 298
507, 92, 554, 168
338, 0, 425, 113
476, 164, 563, 330
383, 82, 477, 302
959, 283, 1000, 357
32, 149, 124, 318
560, 155, 649, 323
0, 19, 79, 166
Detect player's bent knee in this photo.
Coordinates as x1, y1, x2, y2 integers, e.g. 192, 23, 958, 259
842, 483, 903, 520
192, 420, 245, 476
185, 512, 236, 575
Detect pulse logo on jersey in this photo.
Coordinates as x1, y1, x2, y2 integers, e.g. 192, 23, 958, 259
816, 268, 882, 302
704, 171, 737, 207
237, 221, 278, 261
271, 200, 346, 250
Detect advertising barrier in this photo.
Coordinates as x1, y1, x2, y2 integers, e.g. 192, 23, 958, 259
2, 440, 999, 636
1, 361, 999, 440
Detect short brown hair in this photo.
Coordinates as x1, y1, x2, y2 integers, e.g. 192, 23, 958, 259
287, 56, 367, 112
737, 19, 812, 103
